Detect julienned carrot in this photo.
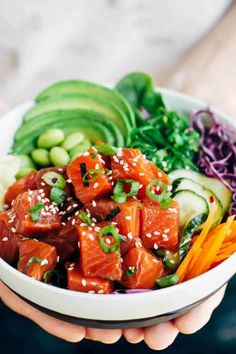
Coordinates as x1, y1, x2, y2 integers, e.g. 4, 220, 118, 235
185, 216, 235, 280
176, 207, 216, 282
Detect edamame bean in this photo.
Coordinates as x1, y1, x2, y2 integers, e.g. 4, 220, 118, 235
16, 154, 36, 169
31, 149, 51, 166
16, 167, 36, 180
61, 132, 85, 151
37, 129, 65, 149
50, 147, 70, 166
69, 139, 91, 161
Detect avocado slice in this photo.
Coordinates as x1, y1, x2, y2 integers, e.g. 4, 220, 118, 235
35, 80, 135, 127
24, 94, 131, 144
11, 113, 119, 155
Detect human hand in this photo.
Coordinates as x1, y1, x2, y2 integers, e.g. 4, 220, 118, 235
0, 281, 226, 349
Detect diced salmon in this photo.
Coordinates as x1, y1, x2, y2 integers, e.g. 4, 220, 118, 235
141, 201, 179, 250
66, 263, 113, 294
77, 222, 122, 281
42, 216, 79, 261
111, 149, 169, 189
86, 198, 140, 255
17, 239, 57, 281
5, 171, 37, 206
12, 190, 61, 236
0, 212, 22, 264
67, 148, 112, 204
35, 166, 73, 197
120, 246, 164, 289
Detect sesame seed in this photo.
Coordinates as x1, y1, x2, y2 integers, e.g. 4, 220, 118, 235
88, 290, 95, 294
95, 163, 100, 169
78, 241, 80, 248
67, 205, 72, 211
169, 260, 175, 264
73, 203, 78, 208
146, 233, 152, 238
154, 231, 160, 236
154, 243, 158, 250
139, 172, 145, 176
164, 229, 170, 233
95, 226, 101, 232
153, 259, 158, 263
2, 237, 8, 242
127, 232, 133, 240
28, 197, 32, 202
71, 219, 76, 226
41, 259, 48, 266
58, 168, 63, 172
75, 211, 79, 216
125, 216, 132, 221
62, 222, 66, 226
132, 162, 137, 166
57, 256, 60, 263
11, 227, 16, 233
106, 238, 111, 244
162, 233, 169, 239
92, 200, 96, 207
83, 151, 89, 156
82, 279, 87, 287
81, 231, 86, 236
92, 217, 97, 222
120, 257, 123, 263
88, 234, 95, 241
98, 290, 104, 294
157, 172, 162, 177
93, 182, 99, 189
111, 222, 118, 225
67, 179, 72, 183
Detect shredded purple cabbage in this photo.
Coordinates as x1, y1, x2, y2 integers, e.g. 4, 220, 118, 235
191, 109, 236, 214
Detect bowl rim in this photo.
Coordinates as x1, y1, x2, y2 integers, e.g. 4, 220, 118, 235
0, 85, 236, 301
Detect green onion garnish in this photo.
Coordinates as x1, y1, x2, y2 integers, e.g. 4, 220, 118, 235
50, 187, 66, 205
82, 169, 102, 183
79, 212, 92, 226
113, 179, 140, 204
24, 256, 43, 273
126, 266, 137, 277
95, 144, 117, 156
43, 269, 60, 285
80, 163, 89, 187
28, 203, 43, 222
42, 172, 66, 189
156, 274, 179, 288
99, 225, 121, 253
146, 179, 172, 209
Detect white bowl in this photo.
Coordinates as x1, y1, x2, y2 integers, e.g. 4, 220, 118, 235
0, 89, 236, 329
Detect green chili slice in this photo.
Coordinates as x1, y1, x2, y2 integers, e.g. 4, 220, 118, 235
99, 225, 121, 253
24, 256, 43, 273
146, 179, 172, 209
156, 274, 179, 288
113, 179, 140, 204
28, 203, 43, 222
126, 266, 137, 277
42, 171, 66, 189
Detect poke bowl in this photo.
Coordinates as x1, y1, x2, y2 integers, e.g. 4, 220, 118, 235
0, 73, 235, 329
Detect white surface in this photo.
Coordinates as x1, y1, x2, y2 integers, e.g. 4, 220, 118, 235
0, 0, 231, 105
0, 88, 235, 321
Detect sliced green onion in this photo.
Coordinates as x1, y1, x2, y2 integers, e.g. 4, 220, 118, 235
95, 143, 117, 156
28, 203, 43, 222
113, 179, 140, 204
43, 269, 60, 285
79, 212, 92, 226
42, 172, 66, 189
99, 225, 121, 253
82, 168, 102, 183
156, 274, 179, 288
89, 152, 97, 159
50, 187, 66, 205
126, 266, 137, 277
146, 179, 172, 209
24, 256, 43, 273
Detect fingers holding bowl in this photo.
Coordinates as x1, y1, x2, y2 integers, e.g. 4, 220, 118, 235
0, 281, 86, 342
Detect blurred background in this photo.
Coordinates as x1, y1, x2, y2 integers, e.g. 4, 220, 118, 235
0, 0, 235, 353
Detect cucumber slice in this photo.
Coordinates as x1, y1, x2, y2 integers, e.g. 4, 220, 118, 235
172, 177, 223, 228
172, 189, 209, 259
169, 169, 232, 214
